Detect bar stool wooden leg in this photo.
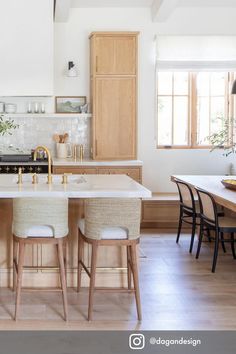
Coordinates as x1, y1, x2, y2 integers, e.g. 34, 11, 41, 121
13, 237, 18, 292
77, 230, 84, 292
57, 239, 68, 321
15, 241, 25, 320
88, 242, 98, 321
63, 239, 68, 285
127, 246, 132, 290
130, 243, 142, 321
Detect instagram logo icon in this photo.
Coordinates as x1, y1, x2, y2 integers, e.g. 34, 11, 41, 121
129, 334, 145, 350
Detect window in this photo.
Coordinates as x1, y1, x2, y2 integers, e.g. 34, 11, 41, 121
156, 71, 234, 148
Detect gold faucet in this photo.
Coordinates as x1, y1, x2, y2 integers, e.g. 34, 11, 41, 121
33, 146, 52, 184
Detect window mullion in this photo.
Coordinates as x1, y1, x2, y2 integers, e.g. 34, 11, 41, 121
228, 72, 233, 146
191, 73, 197, 147
172, 73, 174, 145
208, 74, 211, 138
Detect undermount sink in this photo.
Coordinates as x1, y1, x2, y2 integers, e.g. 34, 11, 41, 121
11, 174, 87, 185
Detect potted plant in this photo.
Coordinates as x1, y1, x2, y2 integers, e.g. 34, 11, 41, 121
0, 114, 18, 136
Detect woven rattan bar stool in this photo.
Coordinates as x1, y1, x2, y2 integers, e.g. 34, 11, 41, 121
12, 198, 69, 321
77, 198, 142, 321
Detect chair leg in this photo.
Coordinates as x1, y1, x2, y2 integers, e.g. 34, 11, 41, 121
130, 243, 142, 321
77, 230, 84, 292
230, 232, 236, 259
176, 208, 183, 243
57, 239, 68, 321
13, 238, 18, 292
189, 216, 196, 253
206, 228, 211, 242
63, 239, 68, 285
15, 241, 25, 321
212, 231, 220, 273
88, 243, 98, 321
196, 222, 204, 259
127, 246, 132, 290
220, 232, 227, 253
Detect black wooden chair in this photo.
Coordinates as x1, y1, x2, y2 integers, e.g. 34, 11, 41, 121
175, 180, 200, 253
195, 188, 236, 273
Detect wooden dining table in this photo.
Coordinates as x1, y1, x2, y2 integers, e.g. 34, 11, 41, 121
171, 175, 236, 213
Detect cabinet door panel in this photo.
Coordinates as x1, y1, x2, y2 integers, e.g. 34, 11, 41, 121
94, 77, 136, 160
98, 167, 141, 182
95, 36, 136, 75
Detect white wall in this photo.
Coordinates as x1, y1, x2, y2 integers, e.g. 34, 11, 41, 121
0, 0, 54, 96
54, 6, 236, 192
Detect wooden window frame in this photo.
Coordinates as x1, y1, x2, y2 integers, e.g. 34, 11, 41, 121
156, 71, 234, 149
156, 72, 191, 148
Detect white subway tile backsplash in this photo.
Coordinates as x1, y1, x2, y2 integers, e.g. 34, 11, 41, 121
0, 116, 91, 157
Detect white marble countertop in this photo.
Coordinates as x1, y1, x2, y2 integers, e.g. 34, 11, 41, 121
52, 158, 143, 167
0, 174, 151, 198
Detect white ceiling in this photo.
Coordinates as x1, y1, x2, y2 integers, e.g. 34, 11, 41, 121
179, 0, 236, 7
55, 0, 236, 23
71, 0, 153, 7
71, 0, 236, 8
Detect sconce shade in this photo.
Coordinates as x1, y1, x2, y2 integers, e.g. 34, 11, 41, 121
67, 61, 78, 77
231, 80, 236, 94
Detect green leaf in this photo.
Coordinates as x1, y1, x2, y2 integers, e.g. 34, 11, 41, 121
0, 114, 19, 136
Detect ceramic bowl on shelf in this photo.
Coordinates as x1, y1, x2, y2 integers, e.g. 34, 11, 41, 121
221, 179, 236, 191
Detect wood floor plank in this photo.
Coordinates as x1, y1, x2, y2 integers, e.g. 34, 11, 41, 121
0, 230, 235, 330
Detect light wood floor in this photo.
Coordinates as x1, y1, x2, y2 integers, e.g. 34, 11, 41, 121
0, 229, 236, 330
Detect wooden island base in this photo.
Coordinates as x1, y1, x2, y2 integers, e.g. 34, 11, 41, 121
0, 199, 128, 288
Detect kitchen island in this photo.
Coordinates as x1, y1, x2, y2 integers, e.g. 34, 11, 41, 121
0, 174, 151, 288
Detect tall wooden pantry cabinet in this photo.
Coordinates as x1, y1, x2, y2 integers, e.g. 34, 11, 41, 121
89, 32, 139, 160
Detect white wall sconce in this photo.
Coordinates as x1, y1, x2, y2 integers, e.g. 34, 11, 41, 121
67, 61, 78, 77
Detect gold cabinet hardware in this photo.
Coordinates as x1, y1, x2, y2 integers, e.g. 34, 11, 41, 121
96, 56, 98, 72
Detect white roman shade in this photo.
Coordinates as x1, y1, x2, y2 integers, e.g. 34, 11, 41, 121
156, 35, 236, 71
